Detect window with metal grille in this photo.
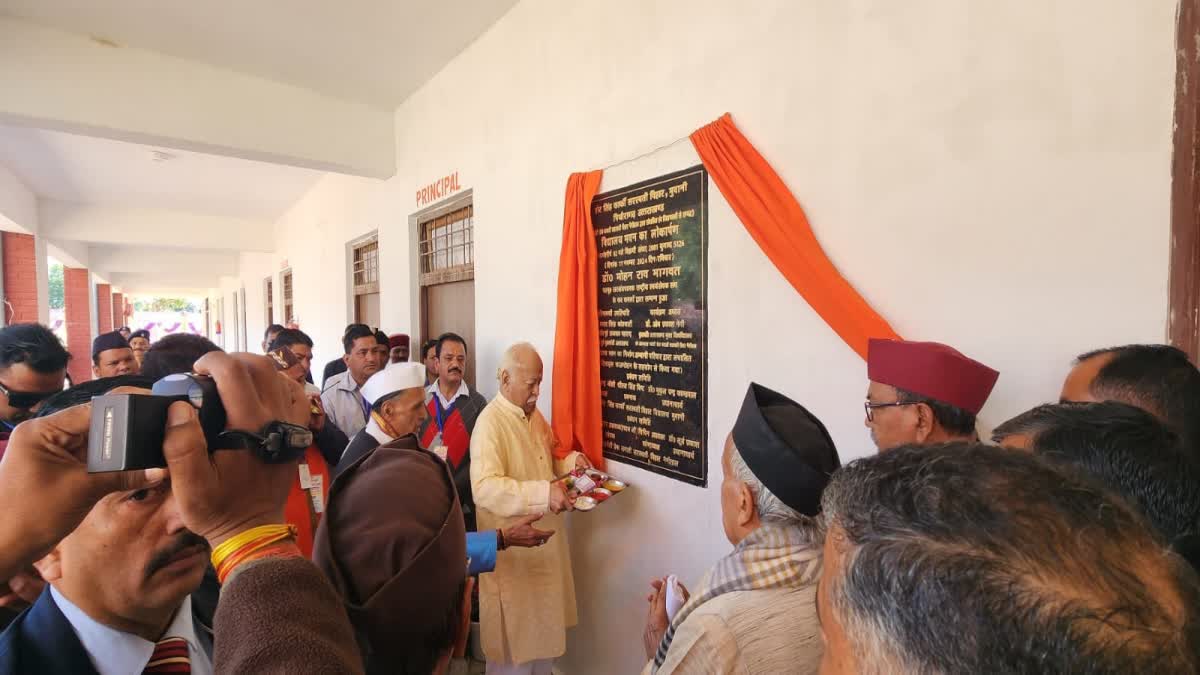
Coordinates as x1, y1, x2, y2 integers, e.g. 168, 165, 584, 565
265, 277, 274, 325
352, 236, 380, 293
282, 270, 294, 324
419, 204, 474, 286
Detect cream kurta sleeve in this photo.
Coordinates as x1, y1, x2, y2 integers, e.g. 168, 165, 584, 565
648, 613, 745, 675
471, 407, 551, 517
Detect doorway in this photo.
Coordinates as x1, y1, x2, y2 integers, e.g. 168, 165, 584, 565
416, 199, 476, 385
424, 281, 476, 384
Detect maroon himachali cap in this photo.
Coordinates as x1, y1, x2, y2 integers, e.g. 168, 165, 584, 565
867, 338, 999, 415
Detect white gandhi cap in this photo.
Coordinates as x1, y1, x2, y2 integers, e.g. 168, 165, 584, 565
361, 362, 426, 406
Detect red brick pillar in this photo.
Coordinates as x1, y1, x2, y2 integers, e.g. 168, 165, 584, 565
64, 268, 92, 384
1, 232, 39, 325
111, 292, 124, 328
96, 283, 113, 333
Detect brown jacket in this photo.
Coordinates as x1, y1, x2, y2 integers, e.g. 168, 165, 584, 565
215, 555, 363, 674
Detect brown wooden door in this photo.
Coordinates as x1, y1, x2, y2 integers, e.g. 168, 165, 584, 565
1172, 0, 1200, 361
355, 292, 380, 329
423, 280, 476, 386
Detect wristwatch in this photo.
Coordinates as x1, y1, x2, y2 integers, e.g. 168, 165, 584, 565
215, 421, 313, 463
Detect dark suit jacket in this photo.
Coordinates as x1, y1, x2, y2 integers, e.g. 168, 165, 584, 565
322, 358, 348, 388
334, 428, 388, 478
314, 419, 350, 469
0, 586, 213, 675
418, 390, 489, 532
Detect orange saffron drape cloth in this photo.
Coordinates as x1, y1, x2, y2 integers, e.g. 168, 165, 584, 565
690, 113, 899, 358
552, 114, 899, 466
551, 170, 606, 467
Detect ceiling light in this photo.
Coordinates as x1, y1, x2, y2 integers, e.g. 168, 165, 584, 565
150, 150, 175, 163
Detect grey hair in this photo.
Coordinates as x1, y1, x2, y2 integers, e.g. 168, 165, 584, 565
496, 342, 538, 382
729, 445, 821, 544
819, 442, 1200, 674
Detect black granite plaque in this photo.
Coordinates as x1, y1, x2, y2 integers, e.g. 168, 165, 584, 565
593, 165, 708, 486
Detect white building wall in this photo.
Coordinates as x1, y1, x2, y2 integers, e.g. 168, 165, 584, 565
0, 162, 37, 234
237, 1, 1177, 672
237, 251, 277, 352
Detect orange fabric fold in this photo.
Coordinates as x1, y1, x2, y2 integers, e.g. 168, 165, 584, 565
551, 170, 606, 467
690, 113, 899, 358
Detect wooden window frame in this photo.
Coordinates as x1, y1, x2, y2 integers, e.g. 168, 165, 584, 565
418, 204, 475, 287
281, 269, 294, 325
265, 277, 274, 326
351, 235, 380, 295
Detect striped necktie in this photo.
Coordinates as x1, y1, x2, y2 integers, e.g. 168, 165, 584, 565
142, 636, 191, 674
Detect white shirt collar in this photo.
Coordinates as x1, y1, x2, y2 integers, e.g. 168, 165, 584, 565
364, 417, 395, 446
426, 379, 469, 409
52, 587, 212, 675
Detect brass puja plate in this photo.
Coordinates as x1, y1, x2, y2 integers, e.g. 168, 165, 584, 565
556, 469, 630, 513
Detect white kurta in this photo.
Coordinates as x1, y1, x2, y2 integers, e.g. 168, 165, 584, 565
470, 395, 580, 665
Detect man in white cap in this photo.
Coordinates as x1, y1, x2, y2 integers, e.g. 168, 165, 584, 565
331, 361, 552, 583
336, 362, 429, 473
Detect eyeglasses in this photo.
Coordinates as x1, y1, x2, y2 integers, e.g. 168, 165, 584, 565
0, 379, 59, 410
864, 400, 917, 422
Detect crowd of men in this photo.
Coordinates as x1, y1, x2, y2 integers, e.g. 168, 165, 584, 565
0, 318, 1194, 674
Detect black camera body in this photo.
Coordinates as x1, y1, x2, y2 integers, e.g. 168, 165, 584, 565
88, 373, 226, 472
88, 372, 313, 473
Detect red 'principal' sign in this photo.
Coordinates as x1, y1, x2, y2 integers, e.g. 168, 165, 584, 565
416, 171, 461, 207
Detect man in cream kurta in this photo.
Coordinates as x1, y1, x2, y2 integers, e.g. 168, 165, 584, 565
471, 343, 587, 675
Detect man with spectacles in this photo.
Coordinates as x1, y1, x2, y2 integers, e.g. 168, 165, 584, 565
0, 324, 70, 628
863, 338, 998, 452
0, 324, 69, 442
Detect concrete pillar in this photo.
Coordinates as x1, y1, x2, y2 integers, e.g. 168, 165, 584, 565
64, 267, 92, 383
96, 283, 113, 333
1, 232, 38, 324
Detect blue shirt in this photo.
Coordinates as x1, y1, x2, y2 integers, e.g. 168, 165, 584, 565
467, 530, 498, 575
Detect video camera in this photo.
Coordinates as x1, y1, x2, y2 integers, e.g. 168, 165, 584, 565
87, 373, 312, 472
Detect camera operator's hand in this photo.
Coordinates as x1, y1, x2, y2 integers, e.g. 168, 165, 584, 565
0, 404, 167, 580
198, 351, 309, 431
163, 352, 309, 548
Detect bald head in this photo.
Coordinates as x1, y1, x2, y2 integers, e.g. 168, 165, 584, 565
498, 342, 543, 415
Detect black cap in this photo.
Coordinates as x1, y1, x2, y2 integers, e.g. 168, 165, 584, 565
731, 383, 841, 516
129, 329, 150, 341
92, 331, 131, 359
